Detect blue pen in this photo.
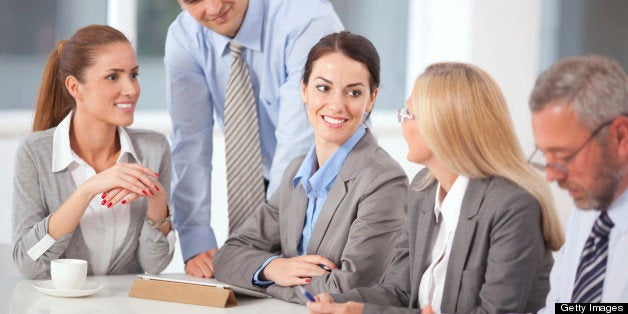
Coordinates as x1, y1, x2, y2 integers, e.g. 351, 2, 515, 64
318, 264, 332, 271
298, 285, 316, 302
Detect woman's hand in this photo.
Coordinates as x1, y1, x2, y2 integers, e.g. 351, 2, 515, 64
48, 163, 161, 239
262, 255, 337, 286
307, 293, 365, 314
82, 163, 160, 207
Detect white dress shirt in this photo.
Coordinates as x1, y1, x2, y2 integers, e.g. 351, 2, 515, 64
26, 112, 175, 274
540, 188, 628, 312
419, 175, 470, 313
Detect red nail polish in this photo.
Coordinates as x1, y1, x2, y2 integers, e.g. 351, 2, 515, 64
154, 172, 159, 177
142, 190, 147, 195
107, 202, 112, 208
305, 278, 311, 283
155, 185, 160, 191
149, 190, 154, 196
101, 199, 107, 205
121, 200, 127, 205
101, 193, 107, 199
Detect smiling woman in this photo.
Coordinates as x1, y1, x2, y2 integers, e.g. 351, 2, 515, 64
213, 31, 409, 305
12, 25, 174, 279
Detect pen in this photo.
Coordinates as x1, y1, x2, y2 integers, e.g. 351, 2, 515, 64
318, 264, 332, 271
298, 285, 316, 302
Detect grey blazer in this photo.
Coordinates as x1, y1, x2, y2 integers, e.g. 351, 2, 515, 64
214, 130, 409, 304
333, 168, 554, 313
12, 127, 174, 279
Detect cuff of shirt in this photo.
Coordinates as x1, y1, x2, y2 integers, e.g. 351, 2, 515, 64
253, 255, 279, 287
27, 233, 56, 261
166, 231, 176, 255
179, 227, 218, 262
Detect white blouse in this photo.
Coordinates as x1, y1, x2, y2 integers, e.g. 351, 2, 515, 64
26, 112, 174, 274
418, 175, 469, 313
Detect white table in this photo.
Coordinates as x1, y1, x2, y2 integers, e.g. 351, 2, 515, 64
1, 274, 307, 314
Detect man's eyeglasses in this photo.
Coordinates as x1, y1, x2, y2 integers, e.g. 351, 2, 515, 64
397, 107, 415, 123
527, 119, 615, 174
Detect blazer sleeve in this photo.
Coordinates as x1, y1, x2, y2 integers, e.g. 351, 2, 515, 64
136, 134, 175, 274
457, 187, 550, 314
267, 164, 409, 304
11, 139, 74, 279
329, 186, 416, 313
212, 161, 296, 290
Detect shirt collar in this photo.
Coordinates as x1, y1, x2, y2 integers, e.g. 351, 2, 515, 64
51, 111, 75, 172
293, 125, 367, 195
51, 111, 139, 172
433, 175, 470, 229
116, 125, 139, 164
606, 187, 628, 234
213, 0, 264, 56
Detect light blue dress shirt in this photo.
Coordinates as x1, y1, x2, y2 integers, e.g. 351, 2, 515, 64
539, 188, 628, 312
253, 125, 367, 286
164, 0, 343, 260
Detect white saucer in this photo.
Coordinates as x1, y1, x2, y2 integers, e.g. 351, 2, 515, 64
33, 280, 103, 298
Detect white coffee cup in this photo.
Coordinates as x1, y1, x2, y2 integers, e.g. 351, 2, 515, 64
50, 259, 88, 290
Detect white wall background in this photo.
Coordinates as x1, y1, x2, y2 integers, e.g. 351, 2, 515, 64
0, 0, 575, 277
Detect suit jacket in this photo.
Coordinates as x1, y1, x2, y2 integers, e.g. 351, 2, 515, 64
333, 168, 554, 313
12, 127, 173, 279
214, 130, 409, 304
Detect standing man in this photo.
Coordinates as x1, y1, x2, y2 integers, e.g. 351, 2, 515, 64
165, 0, 343, 278
529, 55, 628, 307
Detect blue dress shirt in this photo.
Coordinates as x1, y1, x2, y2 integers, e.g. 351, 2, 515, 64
253, 125, 367, 286
164, 0, 343, 260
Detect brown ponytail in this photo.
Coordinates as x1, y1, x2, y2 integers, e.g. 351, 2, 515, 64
32, 40, 73, 131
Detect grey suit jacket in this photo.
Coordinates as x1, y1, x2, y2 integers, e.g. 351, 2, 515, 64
333, 168, 553, 313
12, 127, 174, 279
214, 130, 409, 304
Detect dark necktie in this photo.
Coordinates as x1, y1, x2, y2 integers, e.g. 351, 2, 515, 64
223, 42, 266, 233
571, 211, 614, 303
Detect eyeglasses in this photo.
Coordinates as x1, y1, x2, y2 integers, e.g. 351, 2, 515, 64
527, 119, 615, 174
397, 107, 415, 123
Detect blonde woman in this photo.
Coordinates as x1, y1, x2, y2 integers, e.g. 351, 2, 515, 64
308, 62, 564, 314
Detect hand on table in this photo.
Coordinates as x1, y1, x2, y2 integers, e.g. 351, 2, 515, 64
262, 255, 337, 286
185, 248, 218, 278
307, 293, 365, 314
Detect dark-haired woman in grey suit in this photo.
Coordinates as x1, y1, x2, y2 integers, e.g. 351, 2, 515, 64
308, 63, 565, 313
213, 32, 408, 304
12, 25, 173, 279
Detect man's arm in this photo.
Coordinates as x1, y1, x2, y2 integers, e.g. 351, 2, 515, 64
164, 18, 218, 270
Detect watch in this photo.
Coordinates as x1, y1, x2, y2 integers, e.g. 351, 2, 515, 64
146, 214, 171, 228
145, 205, 172, 228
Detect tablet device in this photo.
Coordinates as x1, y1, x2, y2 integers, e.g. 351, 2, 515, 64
137, 274, 268, 298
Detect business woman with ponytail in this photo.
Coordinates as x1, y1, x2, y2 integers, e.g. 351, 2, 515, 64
12, 25, 174, 279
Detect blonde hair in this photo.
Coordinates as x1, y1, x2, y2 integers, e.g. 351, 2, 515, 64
411, 62, 564, 251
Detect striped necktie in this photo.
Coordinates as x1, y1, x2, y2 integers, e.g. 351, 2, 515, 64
571, 211, 614, 303
223, 42, 266, 233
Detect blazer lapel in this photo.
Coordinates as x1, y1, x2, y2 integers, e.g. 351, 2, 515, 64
306, 176, 348, 253
284, 182, 309, 257
306, 130, 375, 254
410, 181, 437, 308
440, 177, 488, 312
